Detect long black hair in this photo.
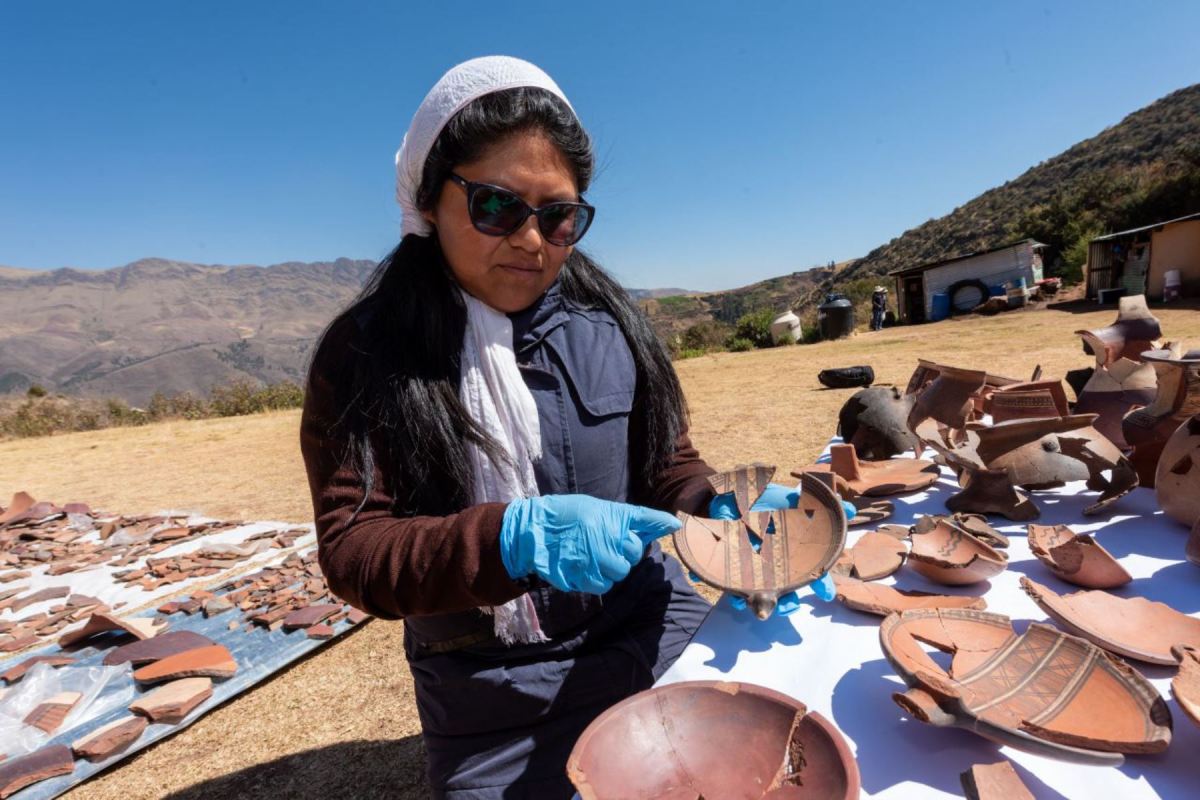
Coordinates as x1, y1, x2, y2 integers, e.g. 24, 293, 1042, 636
310, 87, 686, 516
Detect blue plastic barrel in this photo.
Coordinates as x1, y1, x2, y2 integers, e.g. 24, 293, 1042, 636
930, 292, 951, 321
989, 284, 1005, 297
1011, 277, 1027, 290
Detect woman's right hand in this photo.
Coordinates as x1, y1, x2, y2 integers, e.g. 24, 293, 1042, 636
499, 495, 681, 594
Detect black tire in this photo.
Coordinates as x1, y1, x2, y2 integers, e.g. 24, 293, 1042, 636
946, 279, 990, 314
818, 366, 875, 389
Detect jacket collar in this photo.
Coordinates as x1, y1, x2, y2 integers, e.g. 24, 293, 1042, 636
508, 277, 571, 353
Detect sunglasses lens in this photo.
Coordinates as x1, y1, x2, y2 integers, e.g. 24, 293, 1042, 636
540, 204, 592, 246
468, 185, 528, 235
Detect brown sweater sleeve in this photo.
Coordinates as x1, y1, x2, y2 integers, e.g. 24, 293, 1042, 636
642, 425, 717, 516
299, 322, 526, 620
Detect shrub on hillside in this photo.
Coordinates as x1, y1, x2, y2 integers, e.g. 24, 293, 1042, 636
681, 320, 731, 352
726, 337, 755, 352
730, 309, 777, 349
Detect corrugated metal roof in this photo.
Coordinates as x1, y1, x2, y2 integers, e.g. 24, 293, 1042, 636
887, 239, 1045, 277
1090, 211, 1200, 242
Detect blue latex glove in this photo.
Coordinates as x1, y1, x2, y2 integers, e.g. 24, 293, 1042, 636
500, 495, 680, 595
706, 485, 853, 612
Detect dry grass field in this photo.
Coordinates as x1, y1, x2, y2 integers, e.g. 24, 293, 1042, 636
1, 301, 1198, 798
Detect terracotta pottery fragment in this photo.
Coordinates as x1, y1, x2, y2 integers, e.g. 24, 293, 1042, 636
133, 644, 237, 684
907, 518, 1007, 585
707, 463, 776, 536
833, 576, 986, 616
987, 379, 1071, 423
1027, 524, 1131, 588
0, 492, 37, 526
1122, 347, 1200, 487
675, 471, 847, 619
72, 715, 148, 762
1, 655, 74, 684
59, 612, 162, 647
837, 386, 921, 459
1189, 519, 1200, 568
1155, 415, 1200, 530
1074, 357, 1157, 450
880, 608, 1171, 762
845, 495, 893, 527
102, 630, 215, 667
843, 532, 907, 580
0, 745, 74, 798
906, 362, 989, 430
282, 603, 341, 631
1076, 294, 1163, 366
912, 514, 1008, 549
24, 691, 82, 733
129, 677, 213, 723
1021, 577, 1200, 665
306, 623, 335, 640
346, 608, 369, 625
567, 681, 859, 800
944, 467, 1040, 521
793, 444, 940, 497
960, 761, 1035, 800
1171, 645, 1200, 728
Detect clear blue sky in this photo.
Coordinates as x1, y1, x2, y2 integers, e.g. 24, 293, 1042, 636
2, 2, 1198, 291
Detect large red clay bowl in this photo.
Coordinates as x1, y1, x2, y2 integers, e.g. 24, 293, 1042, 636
567, 681, 859, 800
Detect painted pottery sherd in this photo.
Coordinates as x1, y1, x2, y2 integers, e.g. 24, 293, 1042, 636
913, 513, 1008, 549
1171, 645, 1200, 729
1027, 524, 1131, 589
833, 576, 986, 617
567, 681, 860, 800
960, 760, 1035, 800
23, 691, 82, 733
907, 362, 989, 431
1021, 577, 1200, 665
1074, 357, 1157, 450
675, 472, 847, 620
1123, 347, 1200, 487
880, 608, 1171, 763
842, 531, 907, 580
907, 518, 1007, 585
793, 444, 940, 497
1155, 415, 1200, 530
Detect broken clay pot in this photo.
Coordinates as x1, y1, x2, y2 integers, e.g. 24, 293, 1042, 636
1027, 524, 1131, 589
907, 518, 1007, 585
906, 362, 988, 431
1021, 577, 1200, 665
675, 472, 847, 619
912, 513, 1008, 549
1155, 415, 1200, 531
24, 691, 82, 734
132, 644, 237, 684
846, 495, 894, 527
59, 611, 162, 648
960, 760, 1035, 800
880, 607, 1171, 763
1122, 347, 1200, 488
129, 676, 213, 723
1171, 645, 1200, 729
0, 745, 75, 798
944, 467, 1040, 521
837, 385, 921, 459
566, 681, 860, 800
833, 575, 986, 617
72, 715, 148, 762
102, 630, 216, 667
986, 379, 1071, 423
840, 531, 907, 581
1074, 357, 1157, 450
1076, 294, 1163, 367
794, 444, 940, 497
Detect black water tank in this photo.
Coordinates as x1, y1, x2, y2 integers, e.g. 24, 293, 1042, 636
818, 293, 855, 340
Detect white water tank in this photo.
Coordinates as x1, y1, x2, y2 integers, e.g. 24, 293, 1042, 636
770, 310, 802, 342
1164, 269, 1182, 302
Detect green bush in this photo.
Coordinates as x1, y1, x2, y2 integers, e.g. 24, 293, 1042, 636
681, 320, 731, 352
726, 337, 755, 352
676, 347, 708, 359
731, 309, 777, 349
26, 384, 47, 398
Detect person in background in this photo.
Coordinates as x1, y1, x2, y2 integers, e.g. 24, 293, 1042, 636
871, 285, 888, 331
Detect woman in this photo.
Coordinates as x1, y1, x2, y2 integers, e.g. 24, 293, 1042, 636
301, 56, 716, 798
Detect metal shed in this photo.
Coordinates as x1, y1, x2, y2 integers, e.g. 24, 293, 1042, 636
1085, 212, 1200, 300
889, 239, 1046, 323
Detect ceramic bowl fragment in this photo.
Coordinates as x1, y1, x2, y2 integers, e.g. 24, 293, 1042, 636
907, 518, 1007, 585
1027, 524, 1131, 589
833, 576, 986, 617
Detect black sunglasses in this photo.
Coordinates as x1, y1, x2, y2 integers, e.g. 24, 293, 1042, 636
447, 173, 595, 246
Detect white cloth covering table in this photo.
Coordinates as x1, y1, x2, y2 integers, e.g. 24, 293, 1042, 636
657, 447, 1199, 799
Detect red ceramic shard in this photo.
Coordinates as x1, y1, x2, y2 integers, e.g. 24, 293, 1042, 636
1156, 415, 1200, 530
102, 630, 215, 666
907, 518, 1007, 585
675, 472, 847, 619
833, 575, 986, 616
1, 655, 74, 684
795, 444, 940, 497
945, 467, 1040, 521
0, 492, 36, 526
72, 714, 148, 762
1172, 645, 1200, 728
567, 681, 859, 800
906, 361, 989, 430
59, 611, 161, 647
1027, 524, 1131, 589
844, 531, 907, 580
1076, 294, 1163, 367
129, 677, 213, 723
346, 608, 369, 625
837, 385, 921, 459
1021, 577, 1200, 665
9, 586, 70, 614
960, 761, 1035, 800
1123, 347, 1200, 487
912, 514, 1008, 549
881, 608, 1170, 763
133, 644, 237, 684
24, 691, 82, 733
988, 388, 1063, 423
282, 604, 341, 631
1074, 357, 1157, 450
0, 745, 74, 798
846, 495, 894, 527
306, 623, 335, 640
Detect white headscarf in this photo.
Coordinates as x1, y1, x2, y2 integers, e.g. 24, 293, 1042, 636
395, 55, 573, 239
395, 56, 579, 645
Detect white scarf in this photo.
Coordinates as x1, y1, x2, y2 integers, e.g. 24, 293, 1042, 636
459, 290, 549, 644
